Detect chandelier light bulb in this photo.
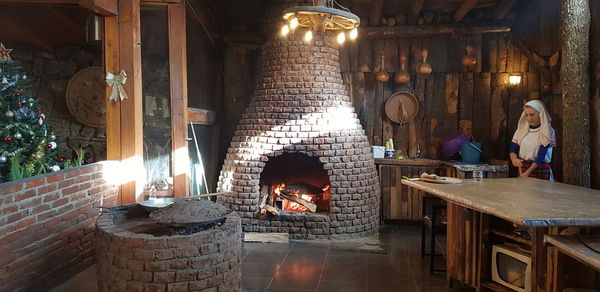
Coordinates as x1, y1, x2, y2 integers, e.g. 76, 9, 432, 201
281, 24, 290, 37
349, 28, 358, 40
304, 30, 313, 43
289, 17, 299, 30
337, 32, 346, 45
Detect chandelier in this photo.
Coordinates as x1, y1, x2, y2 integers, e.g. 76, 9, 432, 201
280, 0, 360, 45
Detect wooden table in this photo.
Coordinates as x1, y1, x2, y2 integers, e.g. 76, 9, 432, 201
545, 235, 600, 292
402, 178, 600, 292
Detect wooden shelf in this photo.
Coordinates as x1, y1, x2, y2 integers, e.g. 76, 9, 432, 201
491, 229, 533, 246
480, 280, 519, 292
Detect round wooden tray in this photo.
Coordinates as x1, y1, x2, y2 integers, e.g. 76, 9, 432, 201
421, 177, 462, 184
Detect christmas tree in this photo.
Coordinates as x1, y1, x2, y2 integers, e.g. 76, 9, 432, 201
0, 43, 59, 182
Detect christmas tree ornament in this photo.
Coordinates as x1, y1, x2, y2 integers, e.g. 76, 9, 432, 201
4, 137, 12, 142
36, 110, 43, 114
17, 103, 23, 108
34, 153, 42, 159
46, 142, 57, 149
58, 157, 65, 163
15, 92, 21, 96
14, 132, 22, 139
50, 134, 56, 140
0, 156, 6, 163
1, 76, 7, 84
51, 165, 60, 172
0, 43, 13, 61
5, 111, 14, 118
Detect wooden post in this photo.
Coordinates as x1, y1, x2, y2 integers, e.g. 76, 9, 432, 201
104, 15, 122, 202
118, 0, 144, 204
590, 0, 600, 189
560, 0, 590, 187
168, 3, 189, 197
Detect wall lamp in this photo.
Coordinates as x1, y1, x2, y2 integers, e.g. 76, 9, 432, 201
508, 74, 522, 86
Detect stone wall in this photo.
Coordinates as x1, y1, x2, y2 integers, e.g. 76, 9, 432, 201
10, 44, 106, 163
0, 161, 120, 292
96, 211, 242, 292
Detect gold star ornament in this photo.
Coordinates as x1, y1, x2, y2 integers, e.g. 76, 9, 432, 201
0, 43, 13, 61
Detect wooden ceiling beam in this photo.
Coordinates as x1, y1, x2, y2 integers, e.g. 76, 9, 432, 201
0, 0, 78, 3
140, 0, 180, 4
454, 0, 479, 22
78, 0, 117, 16
494, 0, 519, 20
360, 23, 510, 39
406, 0, 425, 25
186, 0, 218, 47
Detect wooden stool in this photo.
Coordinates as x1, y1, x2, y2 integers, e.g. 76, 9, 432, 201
420, 195, 447, 274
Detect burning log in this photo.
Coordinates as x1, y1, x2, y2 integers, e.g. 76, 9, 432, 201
283, 182, 324, 195
260, 205, 281, 216
279, 190, 317, 213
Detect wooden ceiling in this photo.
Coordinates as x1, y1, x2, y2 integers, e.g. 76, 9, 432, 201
0, 3, 91, 50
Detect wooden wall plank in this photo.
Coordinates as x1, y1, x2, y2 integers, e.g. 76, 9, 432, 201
446, 37, 465, 72
507, 81, 524, 146
373, 81, 384, 146
380, 165, 391, 219
524, 72, 540, 101
497, 35, 508, 73
429, 73, 445, 158
413, 74, 427, 158
459, 73, 474, 138
104, 15, 121, 202
364, 73, 376, 145
384, 39, 398, 73
358, 39, 373, 72
382, 79, 394, 143
483, 34, 498, 73
426, 37, 447, 73
468, 34, 483, 73
445, 73, 460, 136
169, 2, 189, 197
490, 73, 509, 160
473, 73, 492, 160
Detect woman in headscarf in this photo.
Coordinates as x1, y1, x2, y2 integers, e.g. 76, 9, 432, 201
509, 100, 556, 180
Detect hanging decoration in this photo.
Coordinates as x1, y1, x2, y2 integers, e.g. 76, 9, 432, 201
394, 54, 411, 84
416, 48, 432, 75
0, 43, 13, 61
105, 70, 128, 102
461, 44, 477, 67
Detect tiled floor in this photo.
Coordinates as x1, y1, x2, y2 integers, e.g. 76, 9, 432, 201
52, 224, 470, 292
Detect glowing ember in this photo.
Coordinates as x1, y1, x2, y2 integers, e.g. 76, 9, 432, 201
271, 183, 331, 213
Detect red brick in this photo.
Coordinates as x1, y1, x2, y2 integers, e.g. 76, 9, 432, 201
62, 209, 79, 221
25, 178, 45, 188
61, 186, 78, 196
15, 217, 36, 229
57, 179, 75, 189
45, 173, 64, 183
43, 192, 60, 203
52, 197, 69, 208
74, 174, 92, 184
15, 189, 36, 201
37, 183, 58, 194
65, 169, 82, 179
31, 204, 50, 215
7, 210, 28, 224
43, 217, 61, 228
0, 205, 18, 216
0, 182, 24, 196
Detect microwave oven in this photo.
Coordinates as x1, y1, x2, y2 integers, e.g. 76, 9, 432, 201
491, 244, 532, 292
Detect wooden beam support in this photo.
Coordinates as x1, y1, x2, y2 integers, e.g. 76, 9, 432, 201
454, 0, 479, 22
169, 3, 189, 197
187, 108, 216, 125
407, 0, 425, 25
104, 15, 122, 201
0, 0, 78, 3
79, 0, 117, 16
509, 35, 549, 73
494, 0, 519, 20
368, 0, 384, 26
118, 0, 144, 204
560, 0, 590, 187
360, 23, 511, 39
140, 0, 179, 4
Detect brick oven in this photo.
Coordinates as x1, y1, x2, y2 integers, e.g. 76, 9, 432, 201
217, 0, 380, 239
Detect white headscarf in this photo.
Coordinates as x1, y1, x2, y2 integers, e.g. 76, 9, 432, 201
511, 100, 556, 147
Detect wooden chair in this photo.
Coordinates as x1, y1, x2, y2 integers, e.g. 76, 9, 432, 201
421, 195, 447, 274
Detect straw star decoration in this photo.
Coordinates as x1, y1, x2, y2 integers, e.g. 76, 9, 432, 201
0, 43, 13, 61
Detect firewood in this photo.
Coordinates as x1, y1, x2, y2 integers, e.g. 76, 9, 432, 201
260, 205, 280, 216
279, 191, 317, 213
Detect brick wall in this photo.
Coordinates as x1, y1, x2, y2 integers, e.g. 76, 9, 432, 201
0, 161, 120, 292
95, 211, 242, 292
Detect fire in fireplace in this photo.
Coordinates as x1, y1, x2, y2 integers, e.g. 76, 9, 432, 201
259, 153, 331, 215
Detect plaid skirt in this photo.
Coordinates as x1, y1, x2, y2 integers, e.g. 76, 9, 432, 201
520, 161, 552, 180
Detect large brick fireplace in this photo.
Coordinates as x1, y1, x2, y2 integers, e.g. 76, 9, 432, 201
217, 0, 380, 239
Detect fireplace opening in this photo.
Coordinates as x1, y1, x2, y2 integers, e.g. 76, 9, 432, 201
259, 153, 330, 214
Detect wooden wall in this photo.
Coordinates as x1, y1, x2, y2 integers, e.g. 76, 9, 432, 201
339, 31, 563, 180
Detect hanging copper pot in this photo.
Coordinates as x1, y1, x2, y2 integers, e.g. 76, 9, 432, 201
416, 48, 432, 75
376, 54, 389, 83
394, 54, 411, 84
461, 44, 477, 67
